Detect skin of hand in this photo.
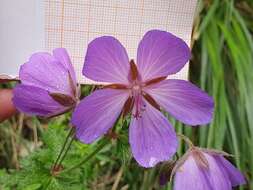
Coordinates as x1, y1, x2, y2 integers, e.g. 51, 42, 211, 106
0, 83, 16, 122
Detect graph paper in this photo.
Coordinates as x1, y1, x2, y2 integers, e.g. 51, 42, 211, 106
0, 0, 197, 84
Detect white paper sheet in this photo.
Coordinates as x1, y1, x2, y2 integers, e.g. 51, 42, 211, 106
0, 0, 45, 79
0, 0, 197, 84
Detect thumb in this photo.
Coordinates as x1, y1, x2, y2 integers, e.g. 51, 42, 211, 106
0, 89, 16, 122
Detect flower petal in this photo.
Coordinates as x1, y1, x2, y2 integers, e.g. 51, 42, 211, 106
137, 30, 191, 81
20, 52, 73, 96
53, 48, 77, 84
71, 89, 129, 143
203, 153, 232, 190
215, 156, 246, 187
83, 36, 130, 84
145, 79, 214, 126
13, 84, 66, 117
175, 153, 233, 190
129, 100, 177, 168
174, 155, 213, 190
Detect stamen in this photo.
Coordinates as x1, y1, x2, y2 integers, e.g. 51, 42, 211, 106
134, 94, 141, 118
132, 95, 149, 119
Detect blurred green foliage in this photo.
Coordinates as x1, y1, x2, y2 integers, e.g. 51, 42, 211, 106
0, 0, 252, 189
191, 0, 253, 189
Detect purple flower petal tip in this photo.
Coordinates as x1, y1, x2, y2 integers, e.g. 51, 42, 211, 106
83, 36, 130, 84
53, 48, 77, 83
137, 30, 191, 81
145, 79, 214, 126
129, 100, 178, 168
14, 48, 78, 117
173, 148, 246, 190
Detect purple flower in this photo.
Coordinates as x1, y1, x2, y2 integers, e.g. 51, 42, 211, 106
13, 48, 79, 117
172, 147, 246, 190
72, 30, 214, 167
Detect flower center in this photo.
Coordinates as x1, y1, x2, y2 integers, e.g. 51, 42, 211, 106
130, 81, 142, 94
105, 60, 164, 119
132, 84, 140, 91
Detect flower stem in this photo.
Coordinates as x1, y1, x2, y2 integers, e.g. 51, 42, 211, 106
177, 133, 194, 148
44, 177, 52, 190
53, 127, 74, 168
57, 135, 75, 166
60, 139, 109, 174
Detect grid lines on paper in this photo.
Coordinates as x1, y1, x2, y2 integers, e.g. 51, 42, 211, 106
45, 0, 197, 84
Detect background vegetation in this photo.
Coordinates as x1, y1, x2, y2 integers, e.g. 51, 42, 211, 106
0, 0, 252, 189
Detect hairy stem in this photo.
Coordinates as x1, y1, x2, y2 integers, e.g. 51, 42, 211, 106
177, 133, 194, 148
57, 135, 75, 166
52, 127, 75, 168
